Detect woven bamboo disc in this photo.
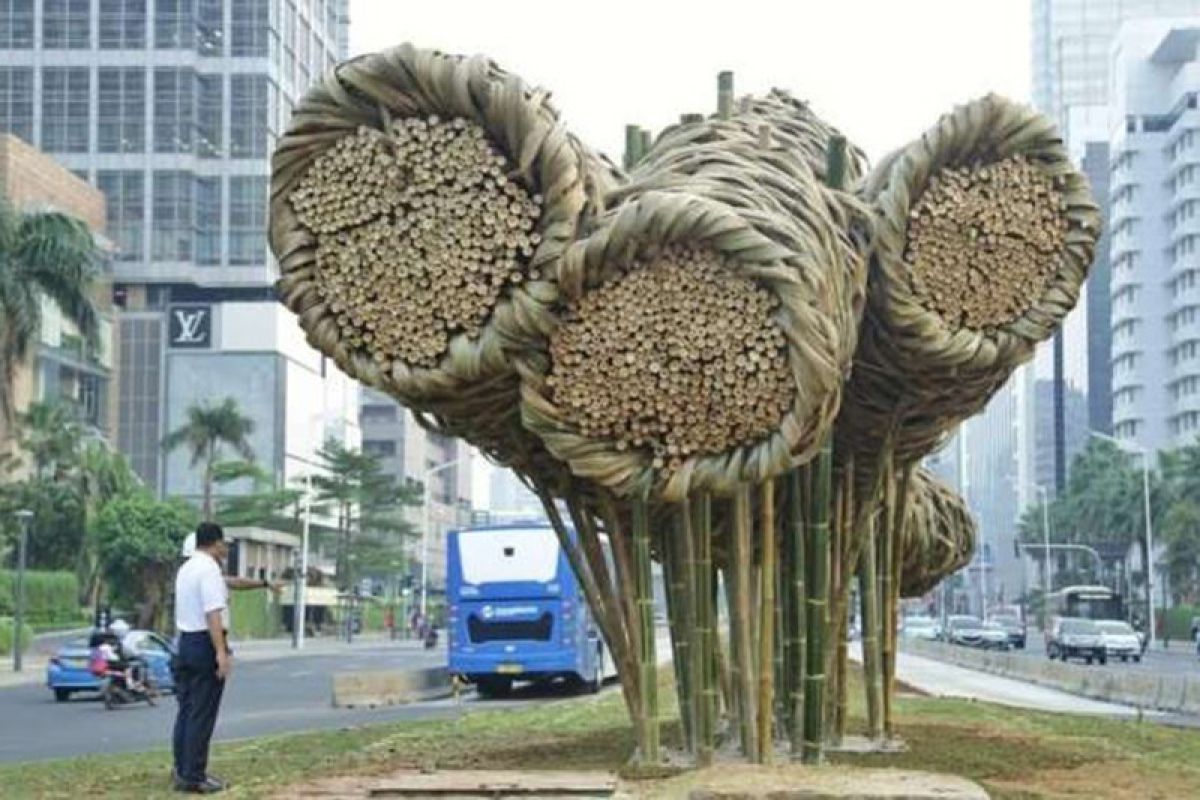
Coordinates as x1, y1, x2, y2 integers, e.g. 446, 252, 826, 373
899, 468, 976, 598
521, 98, 870, 501
270, 43, 613, 428
836, 94, 1101, 484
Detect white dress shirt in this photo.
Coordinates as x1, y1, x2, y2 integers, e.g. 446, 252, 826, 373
175, 551, 229, 633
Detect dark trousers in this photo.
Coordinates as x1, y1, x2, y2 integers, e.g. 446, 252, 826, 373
172, 632, 225, 784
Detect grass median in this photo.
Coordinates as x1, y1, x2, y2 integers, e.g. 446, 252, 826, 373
2, 668, 1198, 799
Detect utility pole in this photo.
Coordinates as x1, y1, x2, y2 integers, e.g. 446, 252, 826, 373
13, 510, 33, 672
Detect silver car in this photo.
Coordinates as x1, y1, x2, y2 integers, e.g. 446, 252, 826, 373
1096, 620, 1142, 663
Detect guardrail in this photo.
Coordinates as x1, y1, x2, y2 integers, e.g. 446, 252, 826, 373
905, 640, 1200, 715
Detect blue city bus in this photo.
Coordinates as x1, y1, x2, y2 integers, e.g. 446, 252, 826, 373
446, 520, 612, 697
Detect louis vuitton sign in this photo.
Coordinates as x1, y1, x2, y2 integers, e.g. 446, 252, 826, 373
168, 305, 213, 349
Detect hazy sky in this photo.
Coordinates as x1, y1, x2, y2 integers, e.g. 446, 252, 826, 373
347, 0, 1034, 504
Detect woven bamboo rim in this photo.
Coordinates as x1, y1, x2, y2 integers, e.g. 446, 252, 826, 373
899, 468, 977, 598
838, 94, 1101, 472
269, 43, 607, 412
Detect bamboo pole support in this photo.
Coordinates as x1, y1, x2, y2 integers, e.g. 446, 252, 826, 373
787, 467, 807, 756
624, 124, 641, 170
802, 436, 832, 763
718, 71, 734, 119
732, 485, 758, 758
859, 516, 883, 741
757, 479, 776, 763
632, 496, 660, 763
692, 493, 716, 766
879, 459, 897, 739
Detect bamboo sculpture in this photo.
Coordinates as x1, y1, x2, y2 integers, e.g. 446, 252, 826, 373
269, 43, 1100, 769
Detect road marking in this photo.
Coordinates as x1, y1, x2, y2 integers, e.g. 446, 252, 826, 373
288, 671, 313, 678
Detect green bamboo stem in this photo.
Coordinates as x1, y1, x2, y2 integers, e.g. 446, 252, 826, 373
859, 517, 883, 741
692, 493, 716, 766
717, 71, 734, 119
632, 496, 660, 763
722, 564, 742, 731
879, 459, 897, 739
786, 467, 807, 755
802, 437, 832, 764
624, 124, 641, 170
732, 485, 758, 758
885, 462, 915, 740
664, 503, 695, 753
757, 479, 776, 763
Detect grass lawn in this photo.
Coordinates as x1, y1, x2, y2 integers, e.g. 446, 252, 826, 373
2, 668, 1199, 799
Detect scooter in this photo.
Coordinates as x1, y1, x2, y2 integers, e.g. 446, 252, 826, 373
100, 663, 157, 710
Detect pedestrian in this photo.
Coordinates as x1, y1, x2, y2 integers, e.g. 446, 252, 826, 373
172, 522, 232, 794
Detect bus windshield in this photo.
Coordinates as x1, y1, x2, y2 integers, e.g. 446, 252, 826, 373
457, 527, 561, 585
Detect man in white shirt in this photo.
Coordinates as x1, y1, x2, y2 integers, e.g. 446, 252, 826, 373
172, 522, 232, 794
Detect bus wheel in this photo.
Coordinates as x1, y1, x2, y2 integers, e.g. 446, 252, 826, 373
476, 677, 512, 698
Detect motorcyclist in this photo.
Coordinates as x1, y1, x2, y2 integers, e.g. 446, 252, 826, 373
109, 619, 149, 693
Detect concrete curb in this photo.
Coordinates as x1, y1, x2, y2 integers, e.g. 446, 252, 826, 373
331, 666, 451, 708
907, 641, 1200, 715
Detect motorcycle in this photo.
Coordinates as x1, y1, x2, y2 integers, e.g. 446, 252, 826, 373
423, 626, 439, 650
100, 663, 157, 710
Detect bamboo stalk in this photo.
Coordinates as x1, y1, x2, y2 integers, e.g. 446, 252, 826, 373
718, 71, 734, 119
632, 496, 660, 763
624, 124, 641, 170
692, 493, 716, 766
802, 436, 832, 764
539, 490, 638, 722
787, 467, 807, 756
664, 504, 695, 753
859, 515, 883, 741
757, 479, 776, 763
885, 462, 915, 740
879, 459, 897, 739
732, 485, 758, 758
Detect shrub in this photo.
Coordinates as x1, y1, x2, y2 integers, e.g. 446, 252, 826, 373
0, 617, 33, 656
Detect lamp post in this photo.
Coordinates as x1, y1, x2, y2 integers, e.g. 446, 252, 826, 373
420, 457, 467, 617
1035, 484, 1051, 602
284, 451, 321, 651
12, 509, 33, 672
1089, 430, 1155, 648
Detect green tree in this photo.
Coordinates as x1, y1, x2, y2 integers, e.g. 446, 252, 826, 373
161, 398, 255, 521
310, 438, 420, 590
96, 493, 196, 630
212, 459, 304, 530
76, 441, 141, 607
0, 201, 100, 425
14, 400, 82, 480
1161, 501, 1200, 605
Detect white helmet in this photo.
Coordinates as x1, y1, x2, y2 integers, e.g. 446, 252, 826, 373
110, 619, 130, 638
181, 532, 196, 558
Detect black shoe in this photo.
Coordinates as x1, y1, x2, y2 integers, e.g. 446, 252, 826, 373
174, 777, 224, 794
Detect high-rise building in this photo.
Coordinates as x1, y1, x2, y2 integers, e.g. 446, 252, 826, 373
1109, 19, 1200, 454
1031, 1, 1200, 463
0, 1, 359, 497
0, 132, 115, 467
359, 388, 474, 591
1034, 378, 1088, 490
488, 467, 541, 520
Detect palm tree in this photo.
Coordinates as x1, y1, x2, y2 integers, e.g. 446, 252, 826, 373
162, 398, 255, 520
0, 201, 100, 425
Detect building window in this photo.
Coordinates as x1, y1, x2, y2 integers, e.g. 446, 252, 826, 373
43, 0, 90, 49
41, 67, 89, 152
156, 0, 195, 49
152, 171, 193, 261
99, 0, 146, 49
96, 171, 145, 261
363, 440, 396, 457
195, 176, 221, 265
98, 68, 145, 153
197, 0, 223, 55
0, 0, 35, 48
196, 73, 222, 157
230, 74, 269, 157
231, 0, 269, 55
228, 175, 266, 265
361, 403, 397, 422
0, 67, 33, 142
154, 68, 195, 153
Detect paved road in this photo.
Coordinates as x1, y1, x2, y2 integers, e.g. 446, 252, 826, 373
1001, 634, 1199, 676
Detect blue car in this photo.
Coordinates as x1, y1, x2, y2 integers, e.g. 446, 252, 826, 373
46, 630, 177, 702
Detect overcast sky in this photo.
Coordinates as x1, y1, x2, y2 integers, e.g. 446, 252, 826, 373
347, 0, 1034, 505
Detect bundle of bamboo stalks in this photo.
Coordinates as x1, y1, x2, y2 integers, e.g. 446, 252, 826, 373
270, 43, 610, 416
522, 97, 869, 501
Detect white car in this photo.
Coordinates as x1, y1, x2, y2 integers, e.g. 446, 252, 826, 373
1096, 620, 1142, 663
901, 615, 941, 641
979, 621, 1011, 650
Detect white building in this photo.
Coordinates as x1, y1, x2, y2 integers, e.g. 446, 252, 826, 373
1108, 19, 1200, 453
0, 1, 358, 495
488, 467, 542, 521
359, 388, 474, 591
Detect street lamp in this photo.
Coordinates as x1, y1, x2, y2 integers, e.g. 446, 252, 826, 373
12, 509, 33, 672
420, 456, 468, 617
284, 452, 321, 651
1089, 430, 1155, 648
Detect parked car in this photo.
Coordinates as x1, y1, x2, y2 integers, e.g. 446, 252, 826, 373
991, 613, 1026, 649
46, 630, 176, 702
1045, 617, 1107, 665
1096, 620, 1142, 663
901, 615, 941, 641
